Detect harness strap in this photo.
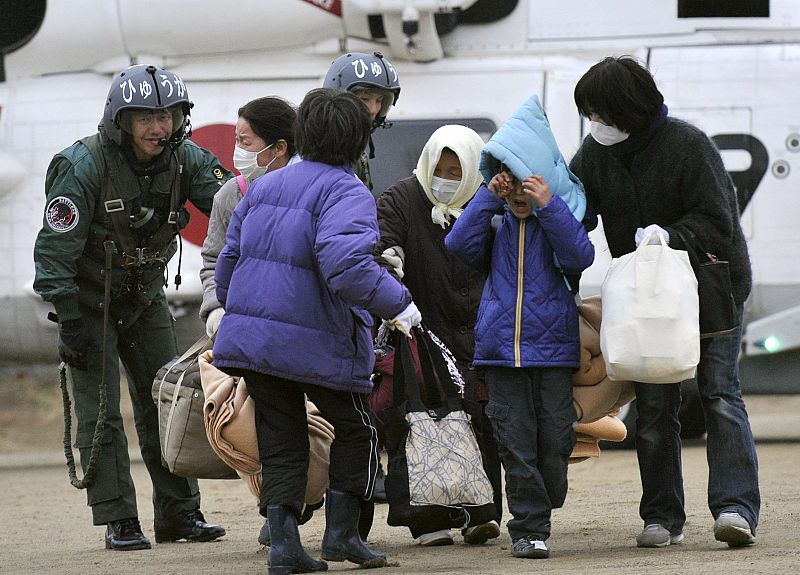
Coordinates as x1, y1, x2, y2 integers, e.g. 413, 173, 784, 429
80, 135, 186, 268
80, 136, 138, 256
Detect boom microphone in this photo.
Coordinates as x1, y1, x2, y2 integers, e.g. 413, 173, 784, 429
157, 138, 168, 146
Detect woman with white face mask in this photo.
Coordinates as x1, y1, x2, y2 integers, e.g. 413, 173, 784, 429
198, 96, 300, 548
200, 96, 299, 338
570, 56, 759, 551
374, 125, 504, 548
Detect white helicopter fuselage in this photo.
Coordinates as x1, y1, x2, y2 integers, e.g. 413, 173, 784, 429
0, 0, 798, 392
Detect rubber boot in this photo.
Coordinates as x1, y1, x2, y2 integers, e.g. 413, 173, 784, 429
321, 489, 387, 567
266, 505, 328, 575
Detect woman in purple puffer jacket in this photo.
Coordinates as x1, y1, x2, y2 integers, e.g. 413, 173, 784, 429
213, 88, 420, 574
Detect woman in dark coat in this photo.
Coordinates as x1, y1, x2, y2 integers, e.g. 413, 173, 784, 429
375, 125, 502, 547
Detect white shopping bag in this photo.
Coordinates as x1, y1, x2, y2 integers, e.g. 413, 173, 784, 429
600, 233, 700, 383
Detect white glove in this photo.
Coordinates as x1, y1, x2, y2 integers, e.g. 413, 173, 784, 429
381, 246, 405, 280
390, 301, 422, 338
205, 307, 225, 338
635, 224, 670, 247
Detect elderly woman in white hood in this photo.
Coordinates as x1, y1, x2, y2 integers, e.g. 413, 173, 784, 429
374, 124, 502, 547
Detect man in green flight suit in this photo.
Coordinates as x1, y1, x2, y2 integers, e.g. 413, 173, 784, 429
33, 64, 231, 551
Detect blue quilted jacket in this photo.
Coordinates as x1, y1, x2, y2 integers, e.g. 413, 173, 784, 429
213, 160, 412, 393
445, 186, 594, 368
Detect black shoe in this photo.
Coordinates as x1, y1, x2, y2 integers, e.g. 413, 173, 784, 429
105, 518, 152, 551
258, 517, 271, 546
154, 509, 226, 543
372, 462, 387, 504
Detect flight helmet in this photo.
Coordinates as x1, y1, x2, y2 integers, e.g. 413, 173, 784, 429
323, 51, 400, 128
101, 64, 193, 147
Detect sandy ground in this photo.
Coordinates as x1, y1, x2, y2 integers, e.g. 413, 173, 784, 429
1, 393, 799, 575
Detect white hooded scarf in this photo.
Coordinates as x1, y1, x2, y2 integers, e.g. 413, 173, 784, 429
414, 125, 486, 228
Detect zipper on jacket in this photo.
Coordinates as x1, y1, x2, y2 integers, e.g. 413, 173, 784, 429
514, 220, 525, 367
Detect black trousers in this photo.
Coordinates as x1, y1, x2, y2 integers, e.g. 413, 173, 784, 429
243, 370, 380, 518
462, 363, 503, 526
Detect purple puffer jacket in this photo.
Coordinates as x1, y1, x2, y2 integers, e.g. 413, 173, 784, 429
445, 186, 595, 368
213, 160, 412, 393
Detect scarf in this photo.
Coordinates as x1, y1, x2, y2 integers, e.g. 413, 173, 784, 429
415, 125, 486, 228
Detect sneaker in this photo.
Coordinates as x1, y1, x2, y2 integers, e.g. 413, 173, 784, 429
462, 520, 501, 545
511, 536, 549, 559
105, 518, 152, 551
636, 524, 684, 548
714, 512, 755, 547
417, 529, 454, 546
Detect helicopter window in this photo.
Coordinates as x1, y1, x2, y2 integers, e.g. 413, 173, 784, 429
678, 0, 768, 18
369, 118, 497, 199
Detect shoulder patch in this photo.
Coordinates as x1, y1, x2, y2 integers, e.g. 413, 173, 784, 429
45, 196, 80, 233
213, 168, 224, 180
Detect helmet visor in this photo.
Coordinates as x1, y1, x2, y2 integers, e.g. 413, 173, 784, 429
118, 105, 185, 135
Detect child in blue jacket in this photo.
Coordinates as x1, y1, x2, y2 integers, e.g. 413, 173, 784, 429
445, 164, 594, 559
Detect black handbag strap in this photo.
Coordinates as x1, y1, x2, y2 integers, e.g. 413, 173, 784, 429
673, 227, 714, 269
392, 326, 462, 413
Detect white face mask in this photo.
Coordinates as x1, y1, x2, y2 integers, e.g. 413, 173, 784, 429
430, 175, 461, 204
233, 143, 274, 180
589, 121, 630, 146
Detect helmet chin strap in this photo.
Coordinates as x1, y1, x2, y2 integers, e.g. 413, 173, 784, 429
167, 116, 192, 146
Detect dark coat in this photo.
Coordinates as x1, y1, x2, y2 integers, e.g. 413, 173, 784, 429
569, 116, 752, 304
376, 176, 485, 364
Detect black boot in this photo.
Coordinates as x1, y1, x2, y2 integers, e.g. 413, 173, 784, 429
321, 489, 387, 567
267, 505, 328, 575
372, 460, 387, 504
358, 498, 374, 541
154, 509, 226, 543
105, 517, 151, 551
258, 517, 271, 546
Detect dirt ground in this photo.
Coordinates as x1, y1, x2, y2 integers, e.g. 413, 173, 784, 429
1, 366, 799, 575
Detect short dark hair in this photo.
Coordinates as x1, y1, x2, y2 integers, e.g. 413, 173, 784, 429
238, 96, 297, 157
295, 88, 371, 166
574, 56, 664, 134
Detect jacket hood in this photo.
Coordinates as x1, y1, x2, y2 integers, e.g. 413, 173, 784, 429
480, 94, 586, 221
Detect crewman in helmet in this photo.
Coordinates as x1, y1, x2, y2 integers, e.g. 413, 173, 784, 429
33, 64, 231, 551
323, 51, 401, 192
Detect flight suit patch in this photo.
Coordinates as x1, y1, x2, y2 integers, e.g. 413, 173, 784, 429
45, 196, 80, 233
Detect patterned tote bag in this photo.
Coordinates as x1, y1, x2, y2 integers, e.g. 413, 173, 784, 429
383, 326, 495, 532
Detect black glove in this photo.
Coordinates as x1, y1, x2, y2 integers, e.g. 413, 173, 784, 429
58, 318, 91, 370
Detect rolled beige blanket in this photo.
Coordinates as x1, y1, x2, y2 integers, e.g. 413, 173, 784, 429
574, 415, 627, 442
198, 350, 333, 506
569, 434, 601, 463
572, 296, 636, 423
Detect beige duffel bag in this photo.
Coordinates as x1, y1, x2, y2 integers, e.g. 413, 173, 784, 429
198, 350, 334, 506
152, 336, 239, 479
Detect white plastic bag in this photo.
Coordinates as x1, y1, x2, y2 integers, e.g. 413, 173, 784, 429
600, 233, 700, 383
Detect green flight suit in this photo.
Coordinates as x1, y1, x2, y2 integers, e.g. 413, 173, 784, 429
33, 130, 231, 525
354, 150, 373, 192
